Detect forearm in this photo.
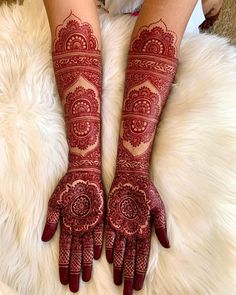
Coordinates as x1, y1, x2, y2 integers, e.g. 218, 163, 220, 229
116, 0, 197, 174
44, 0, 102, 172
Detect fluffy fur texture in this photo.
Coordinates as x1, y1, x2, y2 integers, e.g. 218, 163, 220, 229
0, 1, 236, 294
208, 0, 236, 45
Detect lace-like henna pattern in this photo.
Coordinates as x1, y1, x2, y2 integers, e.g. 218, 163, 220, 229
106, 20, 178, 294
64, 86, 100, 150
119, 20, 178, 171
52, 12, 102, 170
42, 13, 104, 293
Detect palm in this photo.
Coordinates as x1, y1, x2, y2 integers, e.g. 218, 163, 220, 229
52, 171, 104, 233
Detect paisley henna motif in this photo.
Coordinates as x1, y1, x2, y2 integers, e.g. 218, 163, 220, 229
42, 12, 104, 293
106, 20, 178, 295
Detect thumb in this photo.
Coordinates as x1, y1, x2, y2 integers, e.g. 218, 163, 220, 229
42, 206, 60, 242
152, 207, 170, 248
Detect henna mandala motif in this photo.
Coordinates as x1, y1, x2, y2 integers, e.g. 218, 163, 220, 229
71, 195, 90, 216
120, 198, 138, 219
107, 173, 167, 239
48, 172, 103, 233
108, 183, 150, 237
54, 20, 97, 52
64, 86, 100, 150
131, 20, 176, 57
60, 179, 103, 233
123, 118, 156, 147
124, 87, 160, 116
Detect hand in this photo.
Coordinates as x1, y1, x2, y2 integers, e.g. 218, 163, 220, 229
42, 171, 104, 293
106, 172, 169, 295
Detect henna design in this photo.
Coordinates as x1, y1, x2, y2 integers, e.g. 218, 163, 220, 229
64, 86, 100, 151
48, 171, 104, 233
118, 20, 178, 169
107, 173, 166, 239
52, 12, 102, 170
106, 20, 177, 295
108, 182, 150, 238
42, 12, 104, 293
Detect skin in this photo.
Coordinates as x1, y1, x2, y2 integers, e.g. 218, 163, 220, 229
202, 0, 224, 17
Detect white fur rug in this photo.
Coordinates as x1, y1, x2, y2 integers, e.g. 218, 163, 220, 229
0, 1, 236, 294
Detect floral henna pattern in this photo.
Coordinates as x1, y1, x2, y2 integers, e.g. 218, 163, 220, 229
64, 86, 100, 150
52, 12, 102, 170
55, 175, 103, 233
108, 183, 150, 238
42, 12, 104, 293
120, 20, 178, 164
107, 173, 166, 239
106, 20, 178, 295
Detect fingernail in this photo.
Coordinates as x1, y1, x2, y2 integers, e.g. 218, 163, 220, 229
123, 279, 133, 295
114, 268, 122, 285
82, 265, 92, 282
106, 249, 113, 263
94, 245, 102, 260
133, 273, 144, 291
59, 267, 69, 285
69, 274, 79, 293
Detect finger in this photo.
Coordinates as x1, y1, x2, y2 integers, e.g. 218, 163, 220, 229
69, 235, 82, 293
113, 235, 126, 285
82, 232, 94, 282
59, 229, 72, 286
123, 239, 136, 295
93, 222, 104, 260
133, 236, 151, 291
41, 205, 60, 242
105, 224, 116, 263
152, 204, 170, 248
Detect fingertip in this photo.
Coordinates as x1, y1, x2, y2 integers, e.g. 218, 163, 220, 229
155, 228, 170, 249
82, 265, 92, 282
114, 268, 122, 285
133, 273, 145, 291
123, 279, 133, 295
94, 245, 102, 260
59, 267, 69, 285
69, 274, 79, 293
106, 249, 113, 263
41, 223, 57, 242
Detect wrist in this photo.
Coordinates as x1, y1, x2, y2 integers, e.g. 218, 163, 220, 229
115, 142, 150, 176
68, 151, 101, 174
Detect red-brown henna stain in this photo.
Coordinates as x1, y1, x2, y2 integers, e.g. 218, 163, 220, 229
106, 20, 178, 295
42, 13, 104, 293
